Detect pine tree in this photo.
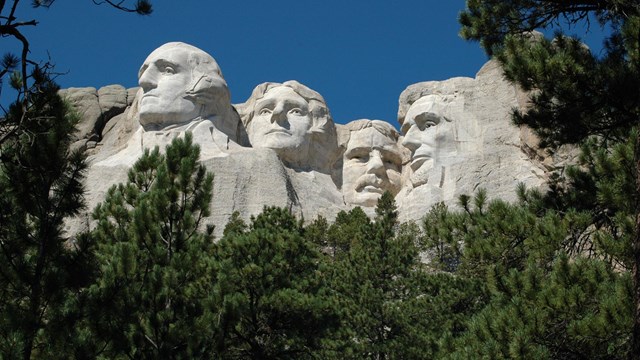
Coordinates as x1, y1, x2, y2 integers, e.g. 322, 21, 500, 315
328, 192, 475, 359
86, 133, 216, 358
0, 69, 94, 359
213, 206, 340, 359
460, 1, 640, 356
421, 202, 465, 273
450, 256, 631, 359
422, 189, 631, 359
1, 0, 152, 144
307, 207, 370, 261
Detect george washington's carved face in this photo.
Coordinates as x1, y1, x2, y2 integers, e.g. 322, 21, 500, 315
139, 48, 198, 127
137, 43, 228, 130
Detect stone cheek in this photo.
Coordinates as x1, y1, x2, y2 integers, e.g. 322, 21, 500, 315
64, 45, 560, 236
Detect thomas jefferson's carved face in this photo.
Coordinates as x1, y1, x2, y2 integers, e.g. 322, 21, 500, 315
247, 86, 313, 156
343, 127, 402, 207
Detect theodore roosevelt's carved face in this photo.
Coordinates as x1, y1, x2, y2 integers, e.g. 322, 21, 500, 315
247, 86, 313, 157
343, 123, 402, 207
137, 42, 227, 129
401, 95, 454, 187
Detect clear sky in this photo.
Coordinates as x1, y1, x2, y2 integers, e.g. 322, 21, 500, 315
2, 1, 604, 126
0, 0, 487, 125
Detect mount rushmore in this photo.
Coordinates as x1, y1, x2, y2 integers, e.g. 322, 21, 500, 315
61, 42, 571, 235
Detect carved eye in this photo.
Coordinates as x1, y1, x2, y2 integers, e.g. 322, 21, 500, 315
414, 113, 441, 131
259, 108, 272, 116
425, 121, 437, 128
350, 154, 368, 163
162, 66, 176, 75
385, 159, 401, 172
288, 108, 303, 115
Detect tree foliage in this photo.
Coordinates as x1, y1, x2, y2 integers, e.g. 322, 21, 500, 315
213, 207, 339, 359
461, 0, 640, 148
0, 70, 93, 359
0, 0, 152, 143
324, 193, 479, 359
87, 134, 216, 358
424, 190, 631, 359
6, 1, 640, 357
459, 0, 640, 357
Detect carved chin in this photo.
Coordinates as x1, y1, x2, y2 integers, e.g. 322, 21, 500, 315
138, 110, 160, 127
410, 160, 434, 188
349, 192, 381, 207
410, 170, 429, 188
264, 139, 310, 163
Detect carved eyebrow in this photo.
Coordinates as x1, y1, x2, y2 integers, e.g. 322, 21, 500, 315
255, 98, 309, 110
345, 146, 402, 165
378, 147, 402, 164
138, 58, 180, 78
255, 98, 277, 110
138, 64, 149, 78
414, 112, 443, 125
281, 98, 308, 107
345, 146, 370, 158
154, 58, 179, 68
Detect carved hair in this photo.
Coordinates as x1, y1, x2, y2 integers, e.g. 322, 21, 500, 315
338, 119, 400, 147
349, 119, 398, 140
337, 119, 409, 165
396, 80, 472, 127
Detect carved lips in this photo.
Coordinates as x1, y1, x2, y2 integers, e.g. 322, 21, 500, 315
409, 148, 434, 171
140, 93, 158, 104
355, 175, 386, 194
265, 128, 292, 136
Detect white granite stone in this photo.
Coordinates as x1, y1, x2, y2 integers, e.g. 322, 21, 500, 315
64, 49, 570, 236
395, 60, 548, 222
338, 119, 409, 208
237, 80, 339, 173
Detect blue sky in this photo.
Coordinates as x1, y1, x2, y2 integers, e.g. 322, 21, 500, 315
4, 1, 606, 126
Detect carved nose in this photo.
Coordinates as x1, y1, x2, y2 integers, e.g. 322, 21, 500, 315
270, 104, 287, 124
366, 151, 385, 175
402, 127, 421, 152
138, 68, 157, 92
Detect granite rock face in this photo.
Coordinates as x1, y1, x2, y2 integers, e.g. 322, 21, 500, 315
237, 80, 339, 173
337, 119, 408, 208
60, 85, 135, 145
394, 60, 555, 222
62, 42, 572, 237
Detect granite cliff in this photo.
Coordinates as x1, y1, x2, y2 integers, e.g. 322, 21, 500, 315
62, 42, 573, 236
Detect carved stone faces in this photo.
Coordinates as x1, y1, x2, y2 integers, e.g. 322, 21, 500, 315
342, 120, 403, 207
400, 95, 455, 187
138, 42, 229, 130
239, 81, 336, 169
247, 86, 313, 156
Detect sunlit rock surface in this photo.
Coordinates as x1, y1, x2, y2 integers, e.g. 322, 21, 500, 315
63, 43, 572, 237
395, 60, 552, 222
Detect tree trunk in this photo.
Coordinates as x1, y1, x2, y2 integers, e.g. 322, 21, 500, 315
632, 129, 640, 360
